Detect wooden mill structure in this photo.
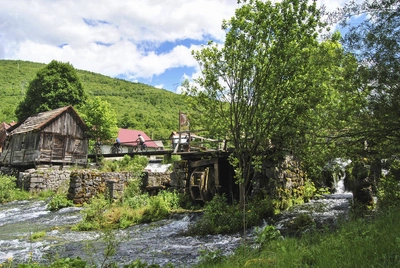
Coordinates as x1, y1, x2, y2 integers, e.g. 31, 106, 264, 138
0, 106, 88, 167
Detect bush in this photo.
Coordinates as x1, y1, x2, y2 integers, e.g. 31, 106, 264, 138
30, 231, 46, 241
377, 159, 400, 209
0, 174, 17, 203
47, 194, 74, 211
286, 213, 316, 234
254, 225, 283, 247
187, 194, 274, 235
100, 155, 148, 173
73, 195, 111, 230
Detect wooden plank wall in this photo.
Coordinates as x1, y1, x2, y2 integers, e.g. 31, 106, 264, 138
2, 110, 88, 166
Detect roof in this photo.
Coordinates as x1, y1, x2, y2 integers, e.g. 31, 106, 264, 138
117, 128, 158, 148
0, 122, 15, 145
8, 106, 87, 135
153, 140, 165, 149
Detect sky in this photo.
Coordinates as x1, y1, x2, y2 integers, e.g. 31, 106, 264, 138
0, 0, 351, 93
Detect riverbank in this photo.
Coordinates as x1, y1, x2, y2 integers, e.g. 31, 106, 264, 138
194, 203, 400, 267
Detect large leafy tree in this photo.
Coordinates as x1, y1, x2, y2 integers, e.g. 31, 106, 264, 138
15, 60, 87, 121
333, 0, 400, 158
186, 0, 356, 205
78, 96, 119, 145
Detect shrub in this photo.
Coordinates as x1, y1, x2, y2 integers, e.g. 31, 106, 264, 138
47, 194, 74, 211
140, 196, 170, 223
286, 213, 316, 234
100, 155, 148, 173
124, 177, 143, 199
187, 194, 274, 235
377, 159, 400, 209
73, 195, 110, 230
254, 225, 283, 247
30, 231, 46, 241
0, 175, 17, 203
198, 249, 227, 265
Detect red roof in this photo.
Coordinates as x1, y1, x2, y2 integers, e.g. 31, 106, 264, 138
117, 128, 158, 148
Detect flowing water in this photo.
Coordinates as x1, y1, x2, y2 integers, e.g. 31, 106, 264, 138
0, 180, 353, 267
0, 201, 242, 267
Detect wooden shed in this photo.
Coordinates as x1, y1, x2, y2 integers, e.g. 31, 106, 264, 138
0, 106, 88, 167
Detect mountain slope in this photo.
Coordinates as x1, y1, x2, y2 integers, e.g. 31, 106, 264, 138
0, 60, 189, 140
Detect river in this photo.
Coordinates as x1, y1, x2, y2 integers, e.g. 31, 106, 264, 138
0, 186, 352, 267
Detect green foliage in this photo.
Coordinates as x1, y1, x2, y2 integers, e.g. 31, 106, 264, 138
123, 259, 173, 268
36, 189, 56, 200
29, 231, 46, 241
139, 190, 182, 223
0, 174, 44, 203
78, 96, 119, 143
377, 159, 400, 209
187, 194, 274, 235
140, 195, 170, 223
302, 180, 317, 202
0, 175, 17, 203
187, 0, 354, 206
8, 256, 167, 268
254, 225, 283, 247
74, 186, 191, 230
72, 194, 110, 230
198, 249, 227, 265
196, 204, 400, 268
99, 155, 148, 173
0, 59, 192, 140
15, 60, 87, 121
47, 194, 74, 211
332, 0, 400, 158
124, 176, 144, 200
46, 257, 87, 268
273, 181, 316, 211
286, 213, 316, 234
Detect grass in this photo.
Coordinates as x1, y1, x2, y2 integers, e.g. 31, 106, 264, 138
29, 231, 46, 241
194, 204, 400, 268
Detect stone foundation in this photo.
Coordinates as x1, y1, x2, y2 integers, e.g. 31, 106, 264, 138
2, 166, 174, 204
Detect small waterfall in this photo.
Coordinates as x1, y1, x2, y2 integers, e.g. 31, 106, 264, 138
330, 159, 352, 195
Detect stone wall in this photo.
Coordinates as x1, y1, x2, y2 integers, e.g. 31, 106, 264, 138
4, 167, 173, 204
143, 172, 171, 193
18, 166, 72, 193
68, 170, 135, 204
253, 154, 306, 209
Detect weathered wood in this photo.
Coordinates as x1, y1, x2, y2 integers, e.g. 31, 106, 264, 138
189, 158, 218, 168
0, 106, 88, 167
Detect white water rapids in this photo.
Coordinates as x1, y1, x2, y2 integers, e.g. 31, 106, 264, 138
0, 178, 352, 267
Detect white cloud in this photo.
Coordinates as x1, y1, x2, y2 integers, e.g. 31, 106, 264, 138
0, 0, 350, 92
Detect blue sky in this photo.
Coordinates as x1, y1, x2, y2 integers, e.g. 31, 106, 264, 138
0, 0, 354, 93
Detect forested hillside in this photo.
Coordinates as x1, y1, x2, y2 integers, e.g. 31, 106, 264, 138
0, 60, 190, 140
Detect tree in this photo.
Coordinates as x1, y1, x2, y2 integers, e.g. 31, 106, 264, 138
333, 0, 400, 158
78, 97, 119, 145
15, 60, 87, 121
186, 0, 355, 206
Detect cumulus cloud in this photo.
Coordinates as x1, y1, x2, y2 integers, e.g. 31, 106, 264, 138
0, 0, 350, 92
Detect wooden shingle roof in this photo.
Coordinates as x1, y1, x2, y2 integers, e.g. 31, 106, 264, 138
9, 106, 87, 135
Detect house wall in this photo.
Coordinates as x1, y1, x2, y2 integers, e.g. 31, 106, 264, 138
0, 132, 41, 166
0, 111, 88, 167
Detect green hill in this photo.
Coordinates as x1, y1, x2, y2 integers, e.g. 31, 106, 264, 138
0, 60, 190, 140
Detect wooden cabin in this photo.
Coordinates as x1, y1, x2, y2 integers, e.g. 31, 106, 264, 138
0, 106, 88, 167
